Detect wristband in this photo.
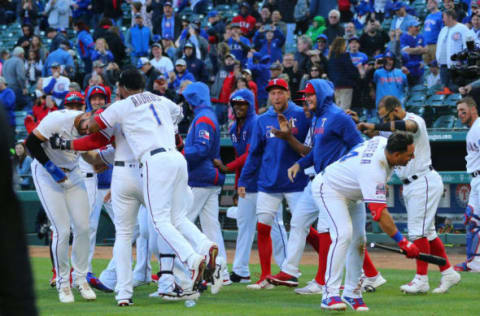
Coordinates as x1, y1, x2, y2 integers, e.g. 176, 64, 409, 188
44, 160, 66, 182
374, 122, 391, 131
391, 231, 404, 243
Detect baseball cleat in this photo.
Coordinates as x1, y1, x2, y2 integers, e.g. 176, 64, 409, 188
117, 298, 134, 307
229, 272, 251, 284
267, 271, 299, 287
87, 273, 113, 293
342, 296, 369, 311
432, 270, 461, 294
246, 279, 275, 290
361, 272, 387, 291
321, 296, 347, 311
210, 257, 226, 294
400, 276, 429, 294
50, 268, 57, 288
454, 262, 471, 272
75, 281, 96, 300
58, 287, 74, 303
190, 255, 206, 291
294, 280, 323, 295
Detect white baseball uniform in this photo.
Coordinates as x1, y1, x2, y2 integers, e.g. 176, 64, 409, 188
312, 137, 392, 299
42, 75, 71, 106
96, 92, 215, 299
31, 109, 89, 290
396, 112, 443, 241
465, 117, 480, 270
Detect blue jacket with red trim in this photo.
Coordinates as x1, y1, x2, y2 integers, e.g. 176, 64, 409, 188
297, 79, 363, 174
183, 82, 225, 187
238, 100, 310, 193
227, 89, 257, 192
76, 30, 95, 59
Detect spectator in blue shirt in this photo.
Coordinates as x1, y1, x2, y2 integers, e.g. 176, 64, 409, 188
169, 58, 195, 92
400, 20, 428, 86
373, 51, 408, 107
227, 23, 251, 65
422, 0, 444, 64
90, 38, 114, 65
313, 34, 329, 58
74, 21, 95, 74
253, 25, 285, 64
126, 14, 152, 65
348, 37, 368, 67
14, 142, 33, 190
0, 76, 15, 128
42, 41, 75, 76
390, 2, 419, 33
247, 52, 271, 110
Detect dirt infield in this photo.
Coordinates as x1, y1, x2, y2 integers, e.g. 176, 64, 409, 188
29, 245, 465, 270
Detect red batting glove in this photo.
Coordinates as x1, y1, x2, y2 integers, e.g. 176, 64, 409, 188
398, 237, 420, 258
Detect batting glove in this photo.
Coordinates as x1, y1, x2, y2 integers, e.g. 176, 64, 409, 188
398, 237, 419, 258
49, 133, 71, 150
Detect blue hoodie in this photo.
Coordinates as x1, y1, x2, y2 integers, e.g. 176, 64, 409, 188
239, 100, 310, 193
184, 82, 225, 187
247, 54, 271, 104
297, 79, 363, 173
76, 30, 95, 59
228, 89, 257, 192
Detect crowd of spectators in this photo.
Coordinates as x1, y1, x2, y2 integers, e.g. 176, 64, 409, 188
1, 0, 480, 186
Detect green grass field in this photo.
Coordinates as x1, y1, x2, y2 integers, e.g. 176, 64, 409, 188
32, 257, 480, 316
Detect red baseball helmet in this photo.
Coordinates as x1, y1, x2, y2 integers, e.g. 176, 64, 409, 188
64, 91, 85, 106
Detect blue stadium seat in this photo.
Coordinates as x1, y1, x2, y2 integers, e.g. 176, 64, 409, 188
445, 93, 461, 106
432, 115, 456, 129
425, 94, 446, 106
453, 117, 467, 129
410, 84, 427, 93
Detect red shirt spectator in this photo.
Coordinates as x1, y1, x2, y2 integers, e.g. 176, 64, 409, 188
24, 96, 58, 133
232, 2, 257, 38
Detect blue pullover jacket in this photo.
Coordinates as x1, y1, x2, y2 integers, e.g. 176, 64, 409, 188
239, 101, 310, 193
184, 82, 225, 187
228, 89, 257, 192
297, 79, 364, 173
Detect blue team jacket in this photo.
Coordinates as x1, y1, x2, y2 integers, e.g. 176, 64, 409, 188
297, 79, 364, 173
183, 82, 225, 187
229, 89, 257, 193
239, 101, 310, 193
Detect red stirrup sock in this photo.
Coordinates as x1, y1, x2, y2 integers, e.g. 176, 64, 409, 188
363, 249, 378, 278
314, 232, 332, 285
257, 222, 273, 279
306, 226, 320, 253
414, 238, 430, 275
429, 237, 451, 272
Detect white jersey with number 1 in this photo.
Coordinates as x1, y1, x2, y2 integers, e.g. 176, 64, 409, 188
323, 136, 393, 204
97, 92, 183, 161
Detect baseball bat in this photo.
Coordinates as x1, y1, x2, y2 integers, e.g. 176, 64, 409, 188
370, 242, 447, 266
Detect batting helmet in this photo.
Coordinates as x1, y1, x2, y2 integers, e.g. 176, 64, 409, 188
64, 91, 85, 107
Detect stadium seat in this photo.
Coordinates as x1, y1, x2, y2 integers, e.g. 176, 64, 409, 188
453, 117, 467, 129
410, 84, 427, 93
445, 93, 461, 106
432, 115, 456, 129
406, 92, 427, 107
425, 94, 446, 106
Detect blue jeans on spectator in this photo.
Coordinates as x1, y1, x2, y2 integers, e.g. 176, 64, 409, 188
213, 102, 227, 126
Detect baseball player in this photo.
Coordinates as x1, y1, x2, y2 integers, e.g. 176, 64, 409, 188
455, 97, 480, 272
25, 91, 96, 303
86, 69, 222, 305
312, 133, 420, 311
238, 78, 310, 289
266, 79, 365, 293
359, 96, 460, 294
213, 89, 289, 283
183, 82, 230, 283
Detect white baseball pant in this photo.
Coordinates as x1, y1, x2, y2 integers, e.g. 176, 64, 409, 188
466, 176, 480, 270
312, 175, 366, 299
282, 181, 330, 278
232, 192, 288, 277
256, 191, 302, 227
187, 186, 228, 273
403, 170, 444, 241
32, 160, 90, 289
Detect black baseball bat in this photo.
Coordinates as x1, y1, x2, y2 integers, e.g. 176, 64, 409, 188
370, 242, 447, 266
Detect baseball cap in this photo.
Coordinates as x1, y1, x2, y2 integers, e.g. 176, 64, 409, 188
89, 85, 107, 99
298, 82, 316, 94
50, 62, 61, 68
348, 36, 360, 43
317, 34, 328, 41
162, 33, 173, 40
64, 91, 84, 106
164, 1, 172, 6
0, 76, 6, 85
175, 58, 187, 66
242, 69, 252, 76
136, 57, 150, 69
184, 42, 194, 49
384, 51, 395, 59
231, 22, 241, 29
393, 1, 405, 11
264, 25, 273, 32
225, 53, 236, 60
230, 95, 249, 104
152, 42, 161, 48
266, 78, 289, 92
155, 74, 167, 83
406, 19, 420, 28
93, 60, 106, 68
240, 2, 249, 9
374, 54, 384, 60
270, 62, 282, 70
208, 10, 218, 18
135, 13, 142, 19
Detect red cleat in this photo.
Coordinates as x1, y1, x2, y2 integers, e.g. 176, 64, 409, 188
266, 271, 299, 287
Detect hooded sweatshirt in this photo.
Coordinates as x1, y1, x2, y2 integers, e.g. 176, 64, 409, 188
247, 54, 271, 104
305, 16, 326, 43
184, 82, 225, 187
227, 89, 257, 192
297, 79, 363, 173
238, 100, 310, 193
